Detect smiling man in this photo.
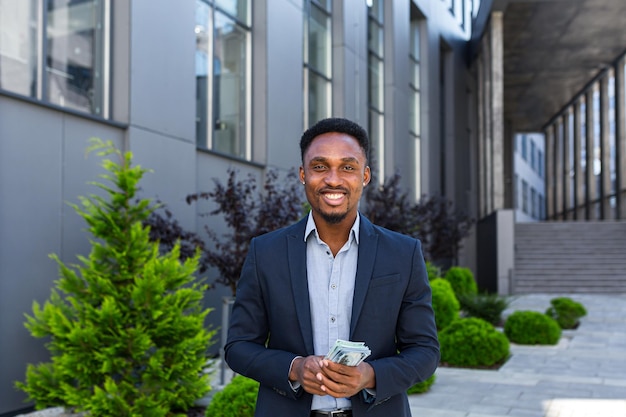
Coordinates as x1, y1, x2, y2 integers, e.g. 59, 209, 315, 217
224, 117, 440, 417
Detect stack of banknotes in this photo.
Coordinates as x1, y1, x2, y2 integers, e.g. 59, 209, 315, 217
325, 339, 371, 366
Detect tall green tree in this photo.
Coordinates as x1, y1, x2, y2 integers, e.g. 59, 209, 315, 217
16, 139, 215, 417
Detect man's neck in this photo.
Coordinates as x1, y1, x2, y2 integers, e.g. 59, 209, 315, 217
312, 212, 357, 256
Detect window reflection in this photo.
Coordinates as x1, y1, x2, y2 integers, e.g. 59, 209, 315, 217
0, 0, 106, 116
195, 0, 250, 159
47, 0, 104, 114
303, 0, 331, 127
0, 0, 38, 97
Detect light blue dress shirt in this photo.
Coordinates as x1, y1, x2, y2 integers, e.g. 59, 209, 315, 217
305, 212, 360, 411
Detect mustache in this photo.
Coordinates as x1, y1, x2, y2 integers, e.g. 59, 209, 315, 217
319, 187, 349, 194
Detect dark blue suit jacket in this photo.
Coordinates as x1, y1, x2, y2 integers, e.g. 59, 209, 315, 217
224, 215, 440, 417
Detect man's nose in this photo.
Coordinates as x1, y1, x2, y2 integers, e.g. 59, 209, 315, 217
324, 168, 342, 186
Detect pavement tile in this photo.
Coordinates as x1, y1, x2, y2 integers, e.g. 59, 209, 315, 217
410, 293, 626, 417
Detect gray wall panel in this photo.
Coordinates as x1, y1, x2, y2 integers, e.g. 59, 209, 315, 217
266, 0, 304, 169
127, 127, 197, 229
129, 0, 195, 140
0, 98, 64, 412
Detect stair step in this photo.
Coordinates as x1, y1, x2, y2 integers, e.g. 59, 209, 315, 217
513, 221, 626, 294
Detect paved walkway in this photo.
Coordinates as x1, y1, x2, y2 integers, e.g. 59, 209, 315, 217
408, 293, 626, 417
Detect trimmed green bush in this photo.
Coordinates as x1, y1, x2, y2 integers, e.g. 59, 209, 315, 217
444, 266, 477, 297
458, 292, 510, 326
545, 297, 587, 329
205, 375, 259, 417
425, 261, 442, 281
16, 139, 215, 416
504, 311, 561, 345
407, 374, 436, 395
439, 318, 510, 368
430, 278, 460, 330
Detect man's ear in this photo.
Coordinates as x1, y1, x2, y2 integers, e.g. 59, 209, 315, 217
299, 166, 305, 184
363, 166, 371, 186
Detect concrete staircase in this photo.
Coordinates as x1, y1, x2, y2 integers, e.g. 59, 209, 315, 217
513, 221, 626, 294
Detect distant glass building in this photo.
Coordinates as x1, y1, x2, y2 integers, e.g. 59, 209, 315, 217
514, 133, 546, 222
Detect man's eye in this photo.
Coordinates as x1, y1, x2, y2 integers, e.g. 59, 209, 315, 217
343, 166, 355, 171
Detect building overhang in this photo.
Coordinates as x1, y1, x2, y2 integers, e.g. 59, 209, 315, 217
491, 0, 626, 132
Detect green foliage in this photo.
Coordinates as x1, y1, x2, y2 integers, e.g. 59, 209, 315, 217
430, 278, 460, 330
363, 172, 474, 263
439, 318, 510, 367
406, 374, 436, 395
458, 292, 510, 326
146, 168, 305, 295
425, 261, 442, 281
205, 375, 259, 417
545, 297, 587, 329
16, 139, 216, 416
504, 311, 561, 345
444, 266, 477, 297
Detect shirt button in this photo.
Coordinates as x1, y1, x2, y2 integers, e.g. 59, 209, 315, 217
331, 284, 337, 289
330, 316, 336, 323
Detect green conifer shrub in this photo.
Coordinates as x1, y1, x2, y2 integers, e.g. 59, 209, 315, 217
205, 376, 259, 417
430, 278, 460, 330
406, 374, 436, 395
16, 139, 216, 416
443, 266, 477, 297
439, 318, 510, 368
545, 297, 587, 329
504, 311, 561, 345
457, 292, 510, 326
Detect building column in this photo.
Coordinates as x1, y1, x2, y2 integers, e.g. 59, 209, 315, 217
482, 32, 493, 216
562, 112, 572, 219
599, 75, 612, 219
573, 101, 584, 220
490, 11, 505, 210
545, 127, 555, 220
477, 54, 486, 217
554, 122, 563, 219
585, 88, 596, 220
615, 57, 626, 219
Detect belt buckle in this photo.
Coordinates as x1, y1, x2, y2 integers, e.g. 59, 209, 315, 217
330, 410, 349, 417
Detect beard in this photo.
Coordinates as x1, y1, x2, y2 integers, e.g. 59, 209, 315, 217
320, 210, 348, 224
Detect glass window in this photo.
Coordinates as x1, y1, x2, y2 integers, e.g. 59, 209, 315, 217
195, 0, 251, 159
522, 180, 528, 214
409, 17, 422, 197
0, 0, 109, 117
0, 1, 38, 97
304, 0, 331, 127
215, 0, 249, 25
368, 0, 384, 183
530, 140, 536, 171
409, 19, 421, 137
306, 69, 331, 129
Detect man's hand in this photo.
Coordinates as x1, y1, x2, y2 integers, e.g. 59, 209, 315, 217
315, 359, 376, 398
289, 355, 327, 395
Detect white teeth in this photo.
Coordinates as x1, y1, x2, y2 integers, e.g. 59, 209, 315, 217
326, 193, 343, 200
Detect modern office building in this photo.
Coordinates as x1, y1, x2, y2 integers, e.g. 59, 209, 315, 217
514, 133, 546, 222
1, 0, 625, 414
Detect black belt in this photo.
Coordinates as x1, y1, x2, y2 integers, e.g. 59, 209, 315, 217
311, 410, 352, 417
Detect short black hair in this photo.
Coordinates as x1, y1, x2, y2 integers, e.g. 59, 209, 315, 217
300, 117, 369, 162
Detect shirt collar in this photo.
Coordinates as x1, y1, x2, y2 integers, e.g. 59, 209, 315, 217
304, 211, 360, 245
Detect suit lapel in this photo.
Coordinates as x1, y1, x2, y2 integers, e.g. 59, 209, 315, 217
287, 218, 315, 355
351, 216, 378, 336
